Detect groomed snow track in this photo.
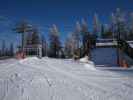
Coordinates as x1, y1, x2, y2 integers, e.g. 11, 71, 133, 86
0, 57, 133, 100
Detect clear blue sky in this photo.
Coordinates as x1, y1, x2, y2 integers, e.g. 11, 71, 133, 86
0, 0, 133, 47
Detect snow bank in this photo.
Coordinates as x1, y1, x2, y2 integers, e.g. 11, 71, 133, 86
79, 56, 96, 70
84, 62, 96, 70
19, 57, 39, 63
79, 56, 89, 63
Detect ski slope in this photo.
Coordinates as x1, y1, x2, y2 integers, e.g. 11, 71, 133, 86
0, 57, 133, 100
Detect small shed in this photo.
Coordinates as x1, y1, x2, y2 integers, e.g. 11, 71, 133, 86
24, 44, 42, 58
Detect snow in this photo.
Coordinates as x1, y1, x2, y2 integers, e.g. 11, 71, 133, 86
0, 57, 133, 100
96, 42, 117, 47
79, 56, 96, 70
96, 39, 117, 47
79, 56, 90, 63
84, 63, 96, 70
129, 43, 133, 48
127, 41, 133, 48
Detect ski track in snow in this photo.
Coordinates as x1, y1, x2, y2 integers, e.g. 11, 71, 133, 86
0, 57, 133, 100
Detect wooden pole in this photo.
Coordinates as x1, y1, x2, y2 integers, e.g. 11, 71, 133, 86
117, 22, 121, 66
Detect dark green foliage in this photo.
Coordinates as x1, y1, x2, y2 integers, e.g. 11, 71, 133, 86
9, 43, 14, 57
41, 35, 47, 57
0, 41, 14, 58
119, 39, 133, 59
49, 25, 61, 58
14, 20, 32, 51
126, 31, 133, 40
102, 31, 113, 39
1, 40, 5, 56
49, 35, 61, 57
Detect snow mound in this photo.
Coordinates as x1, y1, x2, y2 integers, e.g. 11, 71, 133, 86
19, 57, 39, 63
79, 56, 96, 70
79, 56, 90, 63
84, 63, 96, 70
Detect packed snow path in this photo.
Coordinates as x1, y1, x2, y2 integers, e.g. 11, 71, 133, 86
0, 57, 133, 100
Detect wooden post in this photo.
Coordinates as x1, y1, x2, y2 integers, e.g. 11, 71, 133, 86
116, 22, 121, 66
38, 45, 42, 58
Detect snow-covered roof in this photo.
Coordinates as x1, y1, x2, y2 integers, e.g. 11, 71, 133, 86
96, 42, 117, 47
127, 41, 133, 48
127, 41, 133, 43
96, 39, 117, 47
129, 43, 133, 48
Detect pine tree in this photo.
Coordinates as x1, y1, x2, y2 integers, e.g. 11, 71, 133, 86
41, 35, 47, 56
81, 18, 88, 48
81, 18, 91, 57
31, 28, 41, 44
9, 43, 14, 57
114, 8, 127, 40
49, 24, 61, 58
103, 24, 113, 38
130, 13, 133, 31
74, 21, 81, 49
1, 40, 6, 56
64, 33, 74, 58
67, 21, 82, 56
93, 13, 101, 38
0, 50, 1, 57
14, 20, 32, 52
128, 12, 133, 40
5, 48, 9, 57
110, 13, 117, 39
101, 24, 105, 38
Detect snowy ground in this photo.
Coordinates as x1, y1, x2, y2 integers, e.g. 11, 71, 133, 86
0, 57, 133, 100
127, 41, 133, 48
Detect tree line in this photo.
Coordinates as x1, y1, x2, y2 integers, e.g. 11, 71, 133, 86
48, 8, 133, 58
1, 8, 133, 59
0, 40, 14, 58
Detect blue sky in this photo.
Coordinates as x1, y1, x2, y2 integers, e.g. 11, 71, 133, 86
0, 0, 133, 47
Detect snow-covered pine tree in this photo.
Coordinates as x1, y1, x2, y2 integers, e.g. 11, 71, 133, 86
110, 13, 117, 39
1, 40, 6, 56
130, 13, 133, 31
101, 24, 105, 38
74, 21, 81, 49
49, 24, 61, 58
0, 50, 1, 57
64, 33, 74, 58
41, 35, 47, 56
81, 18, 88, 48
65, 21, 82, 58
81, 18, 88, 33
128, 12, 133, 40
9, 43, 14, 57
14, 20, 32, 51
103, 24, 113, 38
81, 18, 91, 57
114, 8, 127, 40
31, 28, 41, 45
93, 13, 101, 38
